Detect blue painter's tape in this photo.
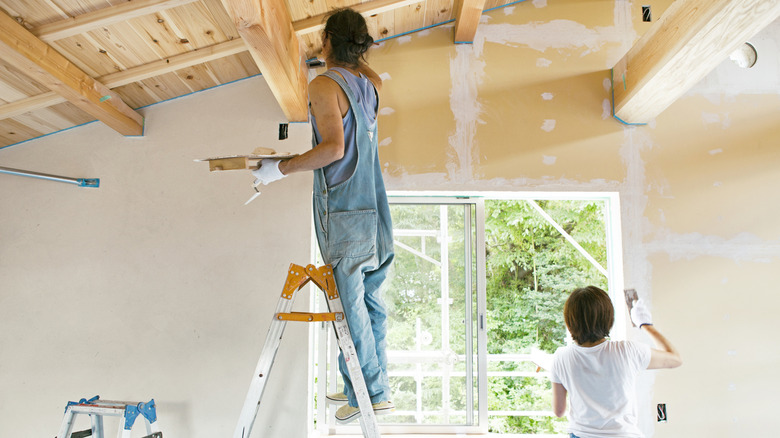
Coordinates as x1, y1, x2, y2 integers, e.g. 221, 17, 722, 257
609, 68, 647, 126
99, 95, 111, 102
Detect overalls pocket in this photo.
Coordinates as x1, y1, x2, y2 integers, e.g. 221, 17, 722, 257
326, 209, 377, 259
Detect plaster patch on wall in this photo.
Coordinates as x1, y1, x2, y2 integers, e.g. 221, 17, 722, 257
602, 99, 612, 119
503, 6, 515, 15
542, 155, 556, 165
379, 137, 392, 147
645, 231, 780, 262
610, 0, 636, 65
379, 72, 392, 81
536, 58, 552, 67
541, 119, 556, 132
397, 35, 413, 44
379, 107, 395, 116
709, 148, 723, 155
383, 173, 622, 192
480, 20, 611, 56
619, 127, 654, 294
603, 78, 612, 93
541, 92, 554, 100
532, 0, 547, 7
702, 112, 732, 128
447, 44, 486, 182
713, 181, 722, 187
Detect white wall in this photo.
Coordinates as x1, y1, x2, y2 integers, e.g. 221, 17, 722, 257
0, 76, 314, 438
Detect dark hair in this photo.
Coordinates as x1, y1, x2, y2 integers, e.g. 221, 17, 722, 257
323, 8, 374, 67
563, 286, 614, 345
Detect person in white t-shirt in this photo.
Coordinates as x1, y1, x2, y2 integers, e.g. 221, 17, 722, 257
550, 286, 682, 438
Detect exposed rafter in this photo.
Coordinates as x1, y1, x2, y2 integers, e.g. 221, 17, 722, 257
0, 39, 248, 120
32, 0, 199, 43
221, 0, 308, 122
612, 0, 780, 124
0, 11, 144, 136
1, 0, 433, 121
453, 0, 487, 43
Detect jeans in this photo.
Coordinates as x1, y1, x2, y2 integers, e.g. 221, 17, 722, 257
333, 252, 393, 406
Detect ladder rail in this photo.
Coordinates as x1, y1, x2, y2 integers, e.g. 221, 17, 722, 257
234, 290, 296, 438
233, 263, 382, 438
316, 265, 380, 438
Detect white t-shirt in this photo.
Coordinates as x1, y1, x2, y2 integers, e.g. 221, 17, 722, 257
550, 340, 651, 438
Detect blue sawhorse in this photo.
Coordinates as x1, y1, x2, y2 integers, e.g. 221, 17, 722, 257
57, 395, 162, 438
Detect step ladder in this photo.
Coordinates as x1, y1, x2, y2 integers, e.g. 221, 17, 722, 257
234, 263, 381, 438
57, 395, 162, 438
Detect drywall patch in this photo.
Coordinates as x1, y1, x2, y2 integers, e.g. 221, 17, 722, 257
541, 119, 556, 132
503, 6, 515, 15
541, 92, 554, 100
379, 107, 395, 116
479, 14, 635, 64
447, 43, 486, 182
536, 58, 552, 67
480, 20, 606, 55
397, 35, 413, 44
709, 148, 723, 155
532, 0, 547, 7
702, 112, 732, 128
602, 99, 612, 119
603, 78, 612, 93
645, 231, 780, 262
379, 137, 392, 147
379, 72, 392, 81
383, 172, 623, 191
542, 155, 556, 165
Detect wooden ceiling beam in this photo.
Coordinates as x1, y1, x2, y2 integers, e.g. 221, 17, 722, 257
292, 0, 426, 36
0, 11, 144, 136
32, 0, 199, 43
612, 0, 780, 124
453, 0, 487, 43
221, 0, 308, 122
0, 39, 248, 120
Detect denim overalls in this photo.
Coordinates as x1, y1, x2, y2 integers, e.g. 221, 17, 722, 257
312, 69, 395, 407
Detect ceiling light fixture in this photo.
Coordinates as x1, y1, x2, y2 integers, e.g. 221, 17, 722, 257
729, 42, 758, 69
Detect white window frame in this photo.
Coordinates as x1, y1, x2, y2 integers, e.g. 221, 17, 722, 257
309, 191, 624, 437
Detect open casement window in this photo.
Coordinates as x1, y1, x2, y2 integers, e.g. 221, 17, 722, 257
311, 193, 624, 436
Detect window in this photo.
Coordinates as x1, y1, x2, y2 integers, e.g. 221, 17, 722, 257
311, 192, 624, 436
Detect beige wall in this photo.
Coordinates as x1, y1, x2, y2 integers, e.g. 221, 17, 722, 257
1, 1, 778, 437
367, 1, 779, 437
0, 78, 315, 437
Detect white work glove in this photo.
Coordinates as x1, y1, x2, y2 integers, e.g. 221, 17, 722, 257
630, 298, 653, 328
251, 159, 286, 186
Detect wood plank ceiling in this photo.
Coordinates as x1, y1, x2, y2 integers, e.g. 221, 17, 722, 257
0, 0, 777, 148
0, 0, 501, 148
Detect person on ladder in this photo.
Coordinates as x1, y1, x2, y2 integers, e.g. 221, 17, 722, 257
250, 7, 395, 424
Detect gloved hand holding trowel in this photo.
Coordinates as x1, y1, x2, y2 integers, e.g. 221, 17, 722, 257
245, 159, 287, 205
